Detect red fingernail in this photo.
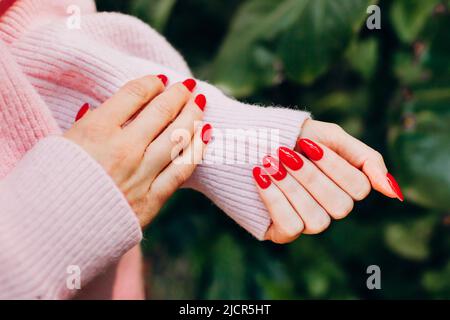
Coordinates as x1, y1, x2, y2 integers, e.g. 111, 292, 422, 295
75, 103, 90, 122
157, 74, 168, 86
263, 155, 287, 181
278, 147, 303, 171
253, 167, 271, 189
297, 138, 323, 161
195, 94, 206, 111
201, 123, 212, 144
386, 173, 404, 202
183, 78, 196, 92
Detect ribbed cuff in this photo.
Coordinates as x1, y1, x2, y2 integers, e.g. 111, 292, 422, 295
0, 136, 142, 299
186, 84, 311, 240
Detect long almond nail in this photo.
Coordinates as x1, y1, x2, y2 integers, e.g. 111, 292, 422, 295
195, 94, 206, 111
253, 167, 271, 189
297, 138, 323, 161
183, 78, 196, 92
386, 173, 404, 202
263, 155, 287, 181
201, 123, 212, 144
278, 147, 303, 171
75, 103, 90, 122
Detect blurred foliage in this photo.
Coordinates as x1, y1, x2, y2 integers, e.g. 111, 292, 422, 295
96, 0, 450, 299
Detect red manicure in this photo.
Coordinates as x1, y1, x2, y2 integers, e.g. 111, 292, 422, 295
278, 147, 303, 171
386, 173, 404, 202
157, 74, 168, 86
75, 103, 90, 122
263, 155, 287, 181
195, 94, 206, 111
253, 167, 271, 189
201, 123, 212, 144
297, 138, 323, 161
183, 78, 197, 92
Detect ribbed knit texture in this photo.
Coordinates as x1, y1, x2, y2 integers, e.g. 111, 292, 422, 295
0, 0, 310, 299
0, 136, 142, 299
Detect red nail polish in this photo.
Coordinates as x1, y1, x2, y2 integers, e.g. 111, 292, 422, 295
195, 94, 206, 111
386, 173, 404, 202
157, 74, 168, 86
201, 123, 212, 144
263, 155, 287, 181
278, 147, 303, 171
183, 78, 196, 92
75, 103, 90, 122
253, 167, 271, 189
297, 138, 323, 161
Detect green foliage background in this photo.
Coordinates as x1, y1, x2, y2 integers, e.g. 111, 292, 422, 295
96, 0, 450, 299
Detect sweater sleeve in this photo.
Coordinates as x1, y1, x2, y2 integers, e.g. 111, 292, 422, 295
1, 5, 310, 240
0, 136, 142, 299
82, 13, 312, 239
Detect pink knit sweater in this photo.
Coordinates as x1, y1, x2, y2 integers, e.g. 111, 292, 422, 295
0, 0, 310, 299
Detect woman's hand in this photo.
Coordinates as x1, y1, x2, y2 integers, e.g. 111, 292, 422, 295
64, 75, 211, 228
253, 119, 403, 244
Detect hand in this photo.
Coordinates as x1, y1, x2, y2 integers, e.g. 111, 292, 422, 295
253, 119, 403, 244
64, 75, 211, 228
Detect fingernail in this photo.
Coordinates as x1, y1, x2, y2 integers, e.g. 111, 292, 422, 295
253, 167, 271, 189
201, 123, 212, 144
157, 74, 168, 86
75, 103, 90, 122
263, 155, 287, 181
195, 94, 206, 111
183, 78, 196, 92
297, 138, 323, 161
278, 147, 303, 171
386, 173, 404, 202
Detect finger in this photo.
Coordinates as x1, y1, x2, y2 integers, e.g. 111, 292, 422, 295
300, 120, 401, 200
297, 138, 371, 201
252, 167, 304, 244
142, 94, 206, 179
278, 147, 354, 219
145, 123, 210, 225
125, 79, 197, 147
262, 155, 331, 234
97, 75, 166, 126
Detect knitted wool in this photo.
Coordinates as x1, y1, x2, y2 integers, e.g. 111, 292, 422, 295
0, 0, 310, 299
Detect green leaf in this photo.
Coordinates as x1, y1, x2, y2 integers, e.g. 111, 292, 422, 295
346, 38, 379, 80
205, 235, 246, 299
390, 0, 439, 43
389, 83, 450, 210
279, 0, 375, 85
384, 216, 436, 261
422, 261, 450, 298
210, 0, 375, 97
130, 0, 177, 31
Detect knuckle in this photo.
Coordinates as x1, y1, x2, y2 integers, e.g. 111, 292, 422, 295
123, 79, 151, 101
329, 122, 344, 134
150, 187, 169, 208
299, 167, 317, 186
153, 98, 175, 120
278, 219, 303, 240
306, 213, 331, 234
331, 196, 354, 219
171, 165, 191, 187
353, 177, 371, 201
112, 143, 134, 164
372, 150, 384, 164
83, 121, 110, 140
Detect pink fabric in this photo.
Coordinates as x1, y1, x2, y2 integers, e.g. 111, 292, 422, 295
0, 0, 310, 299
